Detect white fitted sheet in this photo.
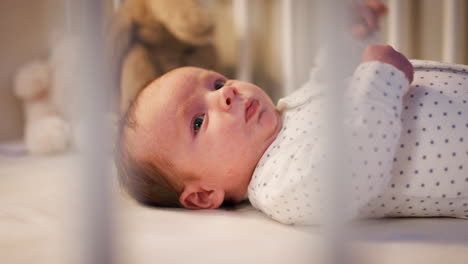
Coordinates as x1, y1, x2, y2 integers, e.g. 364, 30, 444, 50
0, 153, 467, 264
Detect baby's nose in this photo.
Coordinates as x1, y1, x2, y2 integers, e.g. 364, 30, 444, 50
220, 86, 238, 110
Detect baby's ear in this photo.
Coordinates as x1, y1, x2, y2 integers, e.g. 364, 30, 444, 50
179, 184, 224, 209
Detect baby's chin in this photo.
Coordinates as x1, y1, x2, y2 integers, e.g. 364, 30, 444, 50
259, 109, 282, 148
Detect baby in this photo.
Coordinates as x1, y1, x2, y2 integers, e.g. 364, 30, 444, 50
115, 0, 468, 224
115, 43, 468, 224
116, 63, 282, 207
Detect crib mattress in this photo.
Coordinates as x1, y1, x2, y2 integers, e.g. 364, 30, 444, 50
0, 153, 467, 264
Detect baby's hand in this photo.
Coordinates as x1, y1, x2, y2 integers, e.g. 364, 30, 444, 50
362, 45, 414, 83
350, 0, 387, 39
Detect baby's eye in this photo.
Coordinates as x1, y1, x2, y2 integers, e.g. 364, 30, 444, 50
214, 80, 225, 90
193, 114, 205, 134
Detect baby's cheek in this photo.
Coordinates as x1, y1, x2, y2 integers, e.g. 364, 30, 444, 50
218, 116, 245, 134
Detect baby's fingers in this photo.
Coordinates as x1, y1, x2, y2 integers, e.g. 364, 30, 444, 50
366, 0, 387, 16
350, 0, 384, 39
359, 4, 378, 29
352, 24, 369, 39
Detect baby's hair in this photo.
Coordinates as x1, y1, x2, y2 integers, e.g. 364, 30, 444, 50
115, 89, 182, 207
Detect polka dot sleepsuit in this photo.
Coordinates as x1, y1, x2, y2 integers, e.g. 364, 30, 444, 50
248, 60, 468, 225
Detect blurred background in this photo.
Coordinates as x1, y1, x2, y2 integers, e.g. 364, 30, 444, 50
1, 1, 468, 264
0, 0, 467, 143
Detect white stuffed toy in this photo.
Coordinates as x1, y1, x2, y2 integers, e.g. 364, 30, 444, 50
13, 37, 80, 155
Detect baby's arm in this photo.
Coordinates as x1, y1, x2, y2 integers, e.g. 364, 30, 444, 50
345, 45, 412, 218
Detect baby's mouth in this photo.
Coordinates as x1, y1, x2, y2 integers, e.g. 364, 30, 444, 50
245, 98, 260, 123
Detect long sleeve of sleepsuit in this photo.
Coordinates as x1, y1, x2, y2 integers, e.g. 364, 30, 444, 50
343, 62, 412, 218
248, 61, 410, 225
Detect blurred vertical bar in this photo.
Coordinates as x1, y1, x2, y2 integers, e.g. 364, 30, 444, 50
316, 0, 353, 263
113, 0, 122, 12
73, 0, 114, 263
233, 0, 252, 82
442, 0, 459, 63
65, 0, 72, 33
281, 0, 295, 97
388, 0, 403, 51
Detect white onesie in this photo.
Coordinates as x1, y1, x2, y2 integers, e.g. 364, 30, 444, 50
248, 60, 468, 225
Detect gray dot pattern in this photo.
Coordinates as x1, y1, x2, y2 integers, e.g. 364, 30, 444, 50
248, 60, 468, 224
367, 60, 468, 219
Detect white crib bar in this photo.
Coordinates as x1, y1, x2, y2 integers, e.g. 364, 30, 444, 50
443, 0, 460, 63
316, 1, 354, 263
281, 0, 295, 97
233, 0, 252, 82
73, 1, 115, 263
387, 0, 404, 51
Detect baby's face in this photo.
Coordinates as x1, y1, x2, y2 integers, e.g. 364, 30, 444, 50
132, 67, 281, 202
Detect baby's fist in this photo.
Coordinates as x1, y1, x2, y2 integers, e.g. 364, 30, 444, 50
362, 45, 413, 83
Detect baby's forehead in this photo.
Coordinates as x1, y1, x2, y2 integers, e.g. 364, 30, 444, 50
137, 66, 221, 121
151, 67, 220, 99
164, 66, 208, 81
145, 68, 200, 96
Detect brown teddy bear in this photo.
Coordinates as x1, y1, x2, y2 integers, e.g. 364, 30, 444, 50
109, 0, 218, 112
